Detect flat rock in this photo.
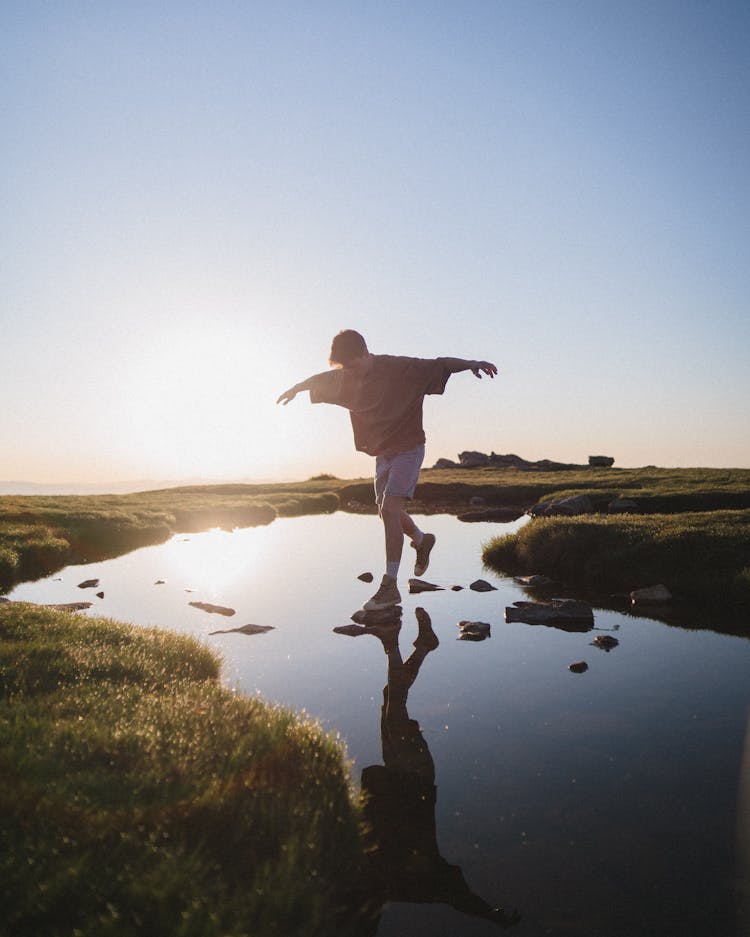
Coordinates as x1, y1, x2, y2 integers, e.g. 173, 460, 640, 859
470, 579, 497, 592
351, 606, 402, 626
209, 623, 274, 636
189, 601, 236, 616
458, 620, 491, 641
513, 574, 555, 588
530, 494, 595, 517
409, 578, 443, 594
505, 599, 594, 627
457, 507, 525, 523
333, 624, 369, 637
78, 579, 100, 589
631, 584, 672, 605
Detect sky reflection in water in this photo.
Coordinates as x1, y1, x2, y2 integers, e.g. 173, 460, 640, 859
9, 513, 750, 937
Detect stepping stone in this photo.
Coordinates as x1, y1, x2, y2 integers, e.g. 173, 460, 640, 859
333, 624, 369, 637
470, 579, 497, 592
209, 623, 274, 636
408, 578, 443, 594
457, 620, 491, 641
189, 601, 236, 616
351, 606, 402, 626
591, 635, 619, 651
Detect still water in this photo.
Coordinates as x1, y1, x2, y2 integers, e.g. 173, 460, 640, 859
9, 513, 750, 937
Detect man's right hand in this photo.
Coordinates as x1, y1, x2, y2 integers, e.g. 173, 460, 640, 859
276, 386, 297, 405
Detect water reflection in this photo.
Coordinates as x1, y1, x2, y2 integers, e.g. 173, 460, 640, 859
340, 606, 520, 933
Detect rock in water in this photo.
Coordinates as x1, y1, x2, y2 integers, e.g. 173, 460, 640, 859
569, 661, 589, 674
78, 579, 100, 589
357, 572, 374, 583
504, 599, 594, 627
351, 606, 402, 626
591, 635, 619, 651
630, 584, 672, 606
470, 579, 497, 592
189, 602, 236, 616
333, 624, 369, 637
209, 623, 274, 636
457, 620, 491, 641
409, 578, 443, 594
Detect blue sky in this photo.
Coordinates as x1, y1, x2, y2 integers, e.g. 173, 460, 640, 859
2, 1, 749, 486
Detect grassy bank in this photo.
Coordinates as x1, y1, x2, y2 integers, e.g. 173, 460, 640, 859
0, 482, 345, 592
0, 603, 367, 937
482, 509, 750, 611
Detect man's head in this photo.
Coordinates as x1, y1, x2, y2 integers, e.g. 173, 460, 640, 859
329, 330, 369, 368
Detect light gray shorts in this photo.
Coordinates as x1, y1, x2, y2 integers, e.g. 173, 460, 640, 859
374, 444, 425, 511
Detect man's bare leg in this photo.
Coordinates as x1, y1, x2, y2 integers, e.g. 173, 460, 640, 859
381, 494, 407, 573
363, 494, 406, 610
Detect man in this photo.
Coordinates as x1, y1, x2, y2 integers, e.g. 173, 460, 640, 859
277, 330, 497, 610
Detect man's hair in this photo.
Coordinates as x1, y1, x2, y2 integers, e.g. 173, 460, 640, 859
329, 330, 368, 367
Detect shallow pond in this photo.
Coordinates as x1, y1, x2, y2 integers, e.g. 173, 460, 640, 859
9, 512, 750, 937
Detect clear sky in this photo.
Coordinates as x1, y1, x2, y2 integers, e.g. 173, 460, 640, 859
2, 1, 749, 488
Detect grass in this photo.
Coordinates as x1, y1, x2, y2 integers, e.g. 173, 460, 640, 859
482, 509, 750, 611
0, 483, 346, 591
0, 603, 368, 937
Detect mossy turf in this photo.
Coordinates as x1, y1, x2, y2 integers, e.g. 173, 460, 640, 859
482, 509, 750, 612
0, 604, 367, 937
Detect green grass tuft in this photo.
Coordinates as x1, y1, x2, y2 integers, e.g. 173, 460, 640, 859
0, 604, 366, 936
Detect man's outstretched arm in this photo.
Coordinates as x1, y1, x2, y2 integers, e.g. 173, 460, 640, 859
440, 358, 498, 379
276, 370, 333, 405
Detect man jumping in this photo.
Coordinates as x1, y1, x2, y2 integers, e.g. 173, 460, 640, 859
277, 330, 498, 610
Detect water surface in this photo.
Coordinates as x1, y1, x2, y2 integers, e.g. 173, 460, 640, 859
9, 513, 750, 936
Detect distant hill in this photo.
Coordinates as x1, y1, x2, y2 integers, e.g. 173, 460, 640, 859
0, 478, 273, 496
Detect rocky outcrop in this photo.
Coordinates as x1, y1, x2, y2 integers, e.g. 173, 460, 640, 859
589, 455, 615, 467
608, 498, 639, 514
431, 452, 608, 472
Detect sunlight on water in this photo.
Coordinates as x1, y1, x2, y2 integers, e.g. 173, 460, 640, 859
8, 512, 750, 937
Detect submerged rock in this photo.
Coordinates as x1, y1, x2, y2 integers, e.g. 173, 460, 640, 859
505, 599, 594, 627
470, 579, 497, 592
591, 635, 619, 651
189, 601, 236, 616
409, 578, 443, 594
209, 623, 274, 636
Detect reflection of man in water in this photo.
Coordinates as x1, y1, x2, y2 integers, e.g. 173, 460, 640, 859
358, 608, 519, 932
